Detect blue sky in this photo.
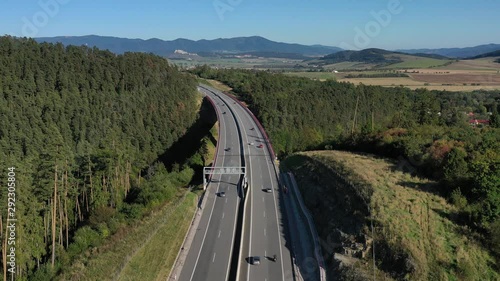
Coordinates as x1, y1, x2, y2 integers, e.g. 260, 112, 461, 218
1, 0, 499, 49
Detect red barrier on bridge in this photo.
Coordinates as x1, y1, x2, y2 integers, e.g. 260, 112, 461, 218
223, 92, 276, 161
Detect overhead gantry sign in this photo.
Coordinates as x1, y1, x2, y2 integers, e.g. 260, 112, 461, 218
203, 166, 247, 194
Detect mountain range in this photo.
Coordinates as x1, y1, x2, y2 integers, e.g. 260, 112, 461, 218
399, 43, 500, 58
34, 35, 341, 57
34, 35, 500, 59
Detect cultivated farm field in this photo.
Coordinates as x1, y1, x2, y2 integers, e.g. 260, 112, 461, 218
337, 58, 500, 91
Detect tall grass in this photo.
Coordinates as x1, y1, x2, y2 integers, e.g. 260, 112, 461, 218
290, 151, 498, 280
58, 192, 197, 280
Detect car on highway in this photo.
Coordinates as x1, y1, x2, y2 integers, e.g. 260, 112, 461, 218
257, 144, 263, 148
250, 256, 261, 265
225, 147, 231, 151
218, 191, 226, 197
250, 127, 255, 130
264, 187, 272, 193
248, 142, 254, 145
223, 111, 227, 114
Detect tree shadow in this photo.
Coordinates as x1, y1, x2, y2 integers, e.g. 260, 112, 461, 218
157, 97, 217, 184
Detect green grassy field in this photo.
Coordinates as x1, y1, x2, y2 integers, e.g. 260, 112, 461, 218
285, 151, 499, 280
116, 192, 197, 281
59, 192, 198, 281
382, 58, 452, 69
172, 57, 302, 69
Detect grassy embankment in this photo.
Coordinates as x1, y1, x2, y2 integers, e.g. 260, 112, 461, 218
284, 150, 498, 281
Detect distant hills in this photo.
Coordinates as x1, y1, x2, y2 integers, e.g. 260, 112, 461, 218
33, 35, 500, 61
313, 48, 452, 68
399, 43, 500, 58
320, 48, 398, 64
469, 49, 500, 60
34, 35, 342, 57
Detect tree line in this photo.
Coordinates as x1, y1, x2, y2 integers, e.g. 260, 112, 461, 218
0, 36, 200, 279
192, 66, 500, 257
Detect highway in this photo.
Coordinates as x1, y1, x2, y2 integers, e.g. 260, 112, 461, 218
178, 85, 294, 281
178, 87, 243, 281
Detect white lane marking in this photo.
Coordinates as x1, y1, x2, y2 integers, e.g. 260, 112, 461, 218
264, 228, 266, 236
225, 99, 252, 280
228, 92, 261, 281
263, 147, 286, 281
213, 252, 216, 263
265, 250, 267, 257
225, 198, 228, 203
189, 102, 227, 281
262, 197, 264, 202
217, 92, 248, 281
232, 95, 286, 280
222, 212, 225, 219
218, 230, 221, 238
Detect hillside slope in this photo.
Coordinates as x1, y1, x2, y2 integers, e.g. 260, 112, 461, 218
0, 36, 200, 279
399, 43, 500, 58
469, 49, 500, 59
313, 48, 451, 69
284, 151, 498, 281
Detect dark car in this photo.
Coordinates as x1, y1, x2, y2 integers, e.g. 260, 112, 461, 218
218, 191, 226, 197
250, 256, 261, 265
257, 144, 263, 148
264, 188, 272, 193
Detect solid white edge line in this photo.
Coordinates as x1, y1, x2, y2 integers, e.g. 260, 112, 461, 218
219, 90, 255, 281
227, 98, 254, 281
189, 92, 228, 281
263, 146, 286, 281
218, 89, 246, 280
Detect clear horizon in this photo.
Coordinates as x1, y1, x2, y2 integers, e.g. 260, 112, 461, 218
1, 0, 499, 50
27, 33, 500, 51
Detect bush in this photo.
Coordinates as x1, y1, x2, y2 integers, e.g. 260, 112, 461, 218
120, 203, 145, 219
67, 226, 103, 258
28, 263, 59, 281
88, 206, 117, 228
450, 189, 468, 209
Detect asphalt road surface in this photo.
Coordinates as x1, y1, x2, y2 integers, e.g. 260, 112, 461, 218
178, 87, 243, 281
178, 85, 294, 281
